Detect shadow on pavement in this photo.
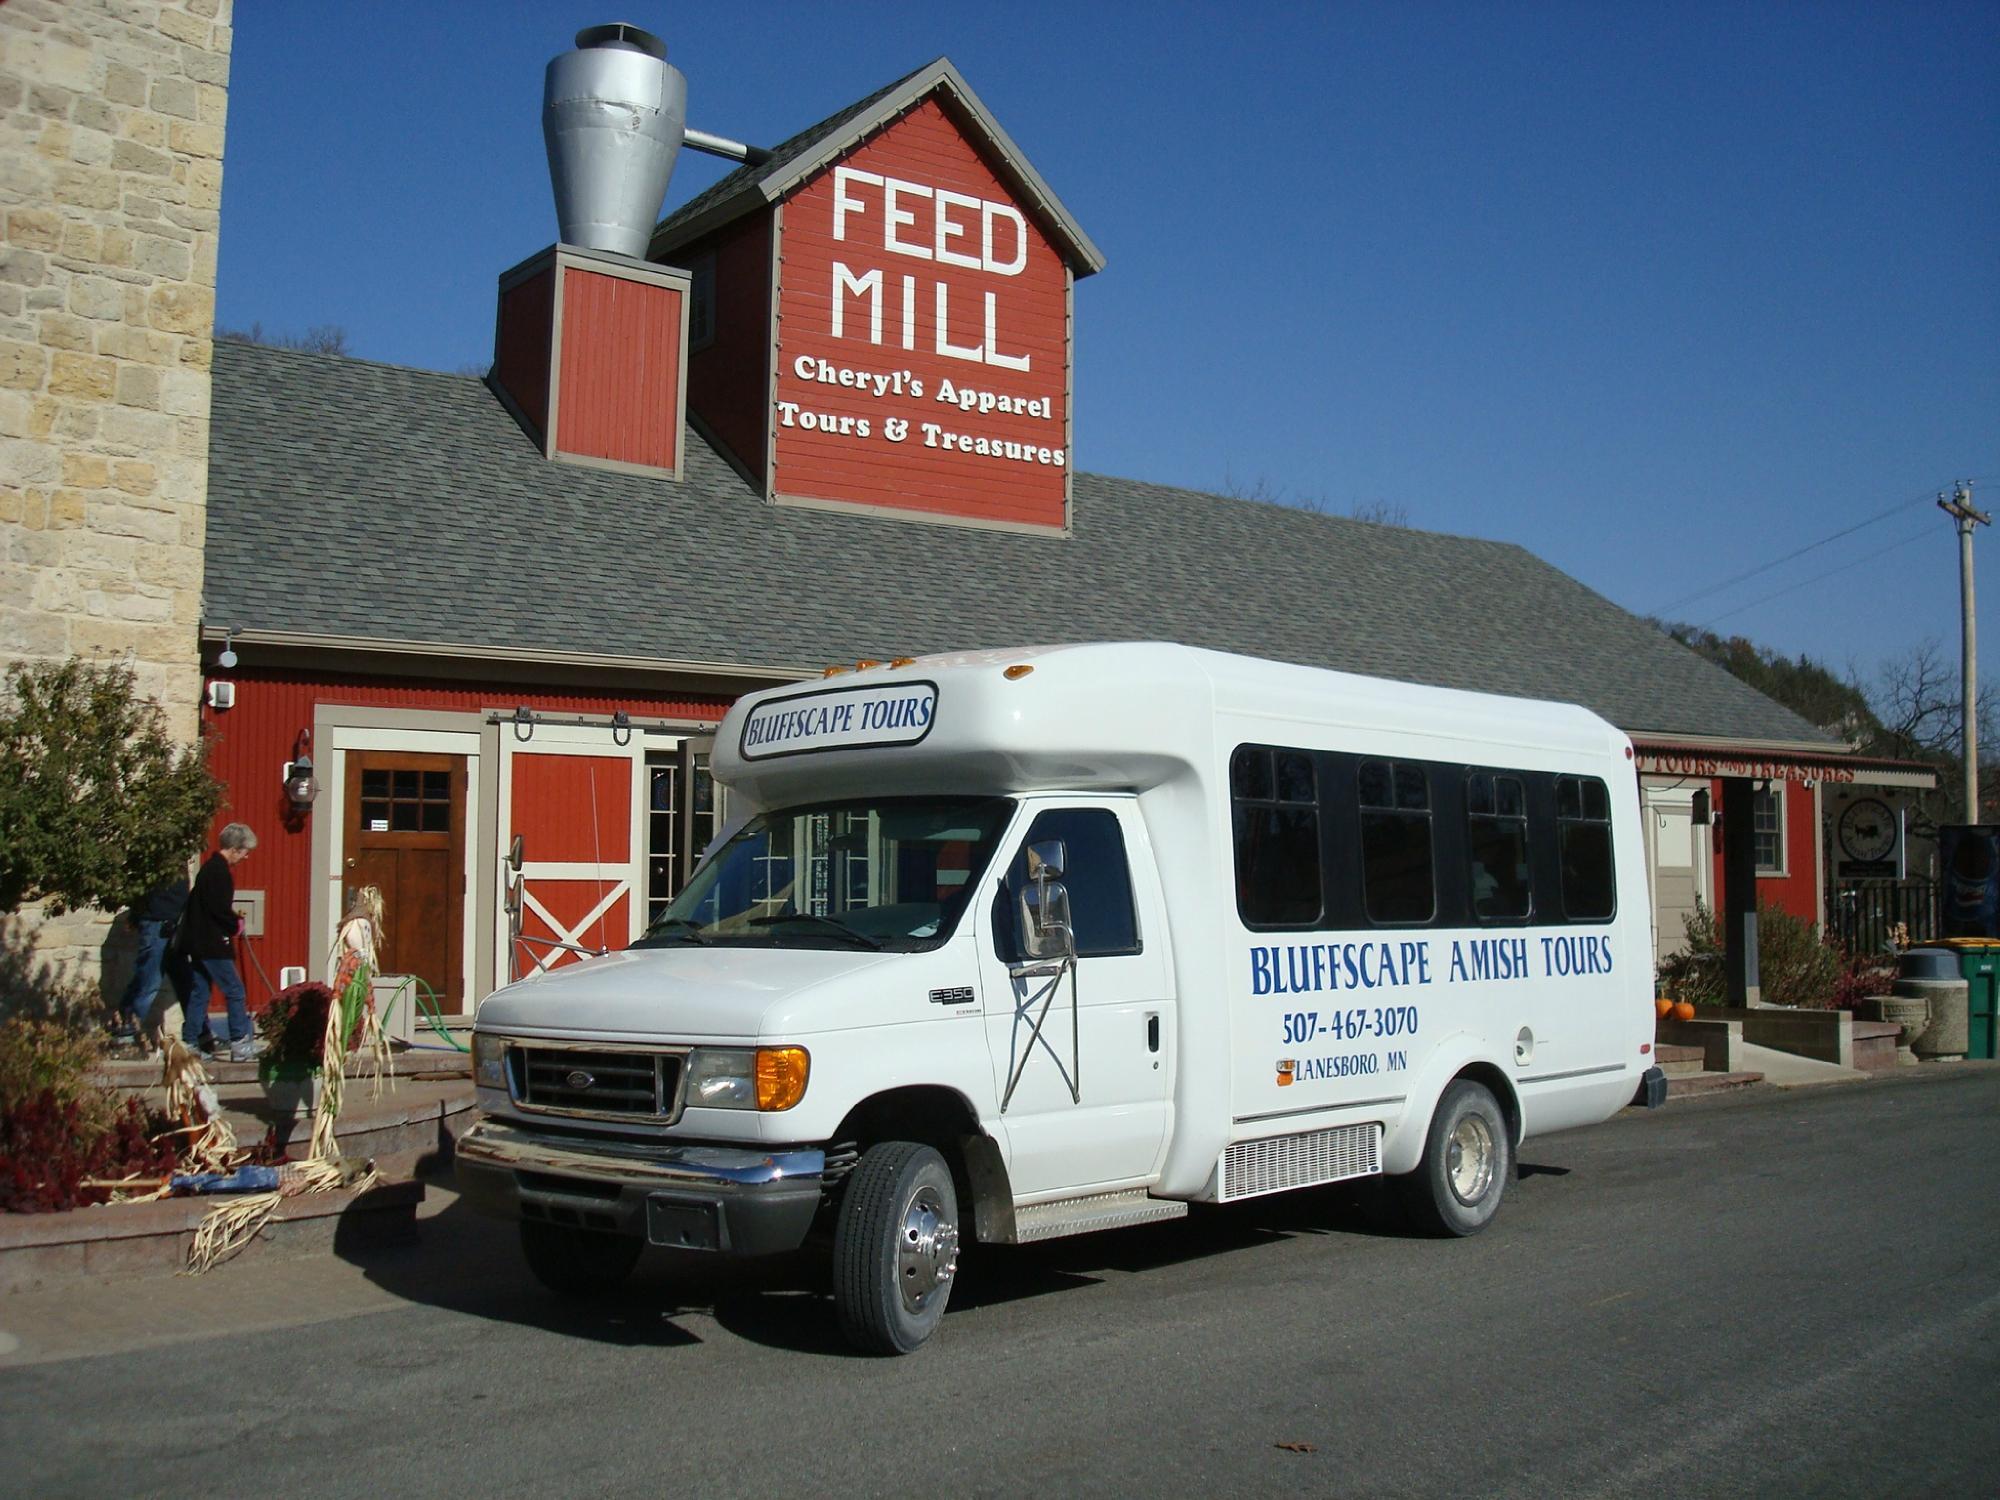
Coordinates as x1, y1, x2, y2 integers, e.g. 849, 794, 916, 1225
332, 1159, 1558, 1357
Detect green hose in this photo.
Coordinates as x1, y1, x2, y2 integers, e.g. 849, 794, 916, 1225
378, 974, 468, 1052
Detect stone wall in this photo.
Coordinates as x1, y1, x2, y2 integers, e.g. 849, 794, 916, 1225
0, 0, 232, 988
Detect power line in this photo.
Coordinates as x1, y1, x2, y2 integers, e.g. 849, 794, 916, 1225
1695, 524, 1937, 629
1653, 484, 1942, 617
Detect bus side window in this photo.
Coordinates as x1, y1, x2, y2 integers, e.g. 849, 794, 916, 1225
1556, 775, 1616, 920
1466, 771, 1532, 921
1359, 758, 1436, 924
1232, 746, 1323, 928
1001, 808, 1141, 959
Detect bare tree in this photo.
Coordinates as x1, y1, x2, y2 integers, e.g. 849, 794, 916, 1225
1867, 638, 1999, 826
216, 321, 350, 355
1215, 473, 1410, 527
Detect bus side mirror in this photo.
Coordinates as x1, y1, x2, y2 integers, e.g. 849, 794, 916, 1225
1018, 880, 1075, 963
1017, 839, 1074, 962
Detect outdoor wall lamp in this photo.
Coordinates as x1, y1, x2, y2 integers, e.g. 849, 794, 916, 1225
283, 730, 320, 809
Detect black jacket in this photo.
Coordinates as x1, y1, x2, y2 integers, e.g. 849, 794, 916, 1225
132, 875, 189, 926
182, 853, 238, 961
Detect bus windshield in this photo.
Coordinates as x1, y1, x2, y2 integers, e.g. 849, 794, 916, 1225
634, 795, 1015, 952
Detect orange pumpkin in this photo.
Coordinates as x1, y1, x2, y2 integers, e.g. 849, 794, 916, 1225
1655, 998, 1674, 1019
1672, 1001, 1696, 1021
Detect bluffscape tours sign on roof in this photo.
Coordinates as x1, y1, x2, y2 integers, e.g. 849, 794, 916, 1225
772, 100, 1072, 532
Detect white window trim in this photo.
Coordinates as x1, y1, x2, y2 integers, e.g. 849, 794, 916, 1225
1753, 782, 1788, 878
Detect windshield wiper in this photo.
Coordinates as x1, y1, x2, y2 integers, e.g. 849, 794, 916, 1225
641, 918, 710, 945
747, 911, 883, 950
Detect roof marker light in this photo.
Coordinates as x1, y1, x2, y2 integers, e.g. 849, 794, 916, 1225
823, 665, 851, 678
1004, 665, 1034, 681
856, 659, 882, 671
889, 656, 916, 668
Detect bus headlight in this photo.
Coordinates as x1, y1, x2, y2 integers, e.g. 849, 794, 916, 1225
472, 1032, 507, 1091
685, 1046, 810, 1111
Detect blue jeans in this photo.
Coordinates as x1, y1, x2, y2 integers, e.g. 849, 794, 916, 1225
118, 918, 169, 1028
184, 955, 250, 1044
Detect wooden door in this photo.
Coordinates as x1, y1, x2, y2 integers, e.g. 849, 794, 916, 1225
503, 744, 639, 978
343, 750, 466, 1007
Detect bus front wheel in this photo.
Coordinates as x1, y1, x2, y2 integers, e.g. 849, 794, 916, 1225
832, 1140, 960, 1354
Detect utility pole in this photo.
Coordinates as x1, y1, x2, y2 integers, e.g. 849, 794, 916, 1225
1939, 481, 1989, 821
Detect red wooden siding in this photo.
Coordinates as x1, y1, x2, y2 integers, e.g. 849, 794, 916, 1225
679, 211, 772, 484
1708, 777, 1818, 925
555, 268, 683, 472
198, 667, 733, 1009
510, 754, 631, 862
493, 265, 554, 440
771, 100, 1071, 530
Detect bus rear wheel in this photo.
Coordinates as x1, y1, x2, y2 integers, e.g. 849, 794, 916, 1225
1400, 1079, 1511, 1237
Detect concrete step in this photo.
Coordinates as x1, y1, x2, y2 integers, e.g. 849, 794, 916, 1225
1654, 1043, 1706, 1077
95, 1046, 469, 1090
1665, 1069, 1765, 1100
212, 1078, 475, 1175
1851, 1020, 1905, 1073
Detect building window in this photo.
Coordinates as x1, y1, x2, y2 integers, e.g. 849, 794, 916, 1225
646, 748, 724, 927
1231, 745, 1322, 928
1359, 758, 1436, 924
1753, 784, 1785, 875
1556, 775, 1616, 921
688, 252, 716, 353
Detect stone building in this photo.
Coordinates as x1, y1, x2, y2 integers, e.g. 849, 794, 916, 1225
0, 0, 232, 976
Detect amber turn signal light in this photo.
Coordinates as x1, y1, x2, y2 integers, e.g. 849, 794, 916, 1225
755, 1046, 811, 1111
1004, 664, 1034, 680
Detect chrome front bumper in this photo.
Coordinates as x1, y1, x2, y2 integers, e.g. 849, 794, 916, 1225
455, 1117, 826, 1255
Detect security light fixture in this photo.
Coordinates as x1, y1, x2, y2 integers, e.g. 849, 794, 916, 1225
283, 730, 320, 810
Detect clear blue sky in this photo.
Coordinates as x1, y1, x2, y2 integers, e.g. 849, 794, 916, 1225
218, 2, 1998, 695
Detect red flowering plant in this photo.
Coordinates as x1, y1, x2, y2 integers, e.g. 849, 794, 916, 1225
0, 1091, 178, 1213
0, 1017, 179, 1211
255, 981, 336, 1076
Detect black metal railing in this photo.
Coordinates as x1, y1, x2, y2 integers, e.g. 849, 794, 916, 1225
1827, 879, 1938, 955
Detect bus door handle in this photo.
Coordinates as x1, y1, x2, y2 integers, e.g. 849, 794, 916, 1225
1146, 1012, 1160, 1053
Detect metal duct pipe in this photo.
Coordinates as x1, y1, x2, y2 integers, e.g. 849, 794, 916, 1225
683, 126, 772, 167
543, 22, 687, 257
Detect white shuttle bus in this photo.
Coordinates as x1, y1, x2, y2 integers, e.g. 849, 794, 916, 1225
460, 643, 1663, 1353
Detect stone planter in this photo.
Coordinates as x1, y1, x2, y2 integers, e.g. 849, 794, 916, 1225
1862, 993, 1927, 1066
263, 1067, 319, 1152
1892, 977, 1968, 1061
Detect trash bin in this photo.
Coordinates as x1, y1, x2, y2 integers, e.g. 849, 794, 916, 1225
1894, 948, 1969, 1061
1934, 939, 2000, 1061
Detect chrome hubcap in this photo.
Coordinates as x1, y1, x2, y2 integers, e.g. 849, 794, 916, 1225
897, 1184, 959, 1314
1446, 1113, 1496, 1205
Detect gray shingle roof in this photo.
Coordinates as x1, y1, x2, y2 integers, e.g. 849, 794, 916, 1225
205, 341, 1832, 746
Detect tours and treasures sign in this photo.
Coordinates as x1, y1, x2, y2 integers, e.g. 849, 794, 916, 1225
770, 100, 1072, 532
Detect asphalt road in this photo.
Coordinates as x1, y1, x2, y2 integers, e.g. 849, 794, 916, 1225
4, 1068, 1997, 1498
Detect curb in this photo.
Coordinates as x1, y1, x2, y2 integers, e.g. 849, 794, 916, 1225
0, 1179, 425, 1295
